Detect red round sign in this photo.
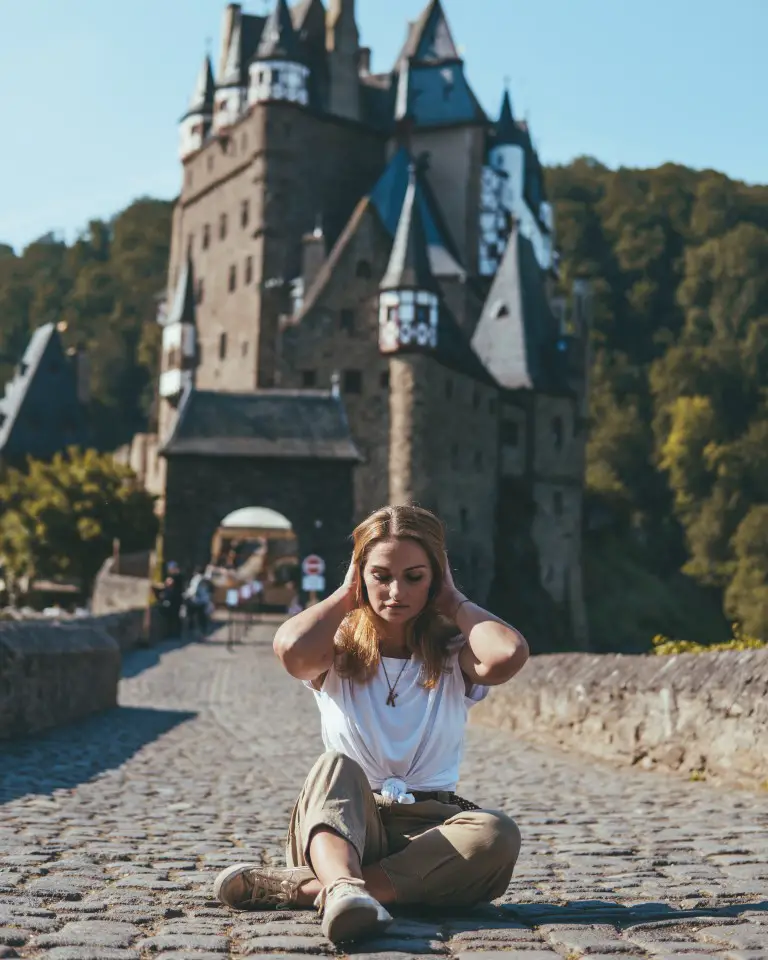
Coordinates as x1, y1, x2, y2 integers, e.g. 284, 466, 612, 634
302, 554, 325, 576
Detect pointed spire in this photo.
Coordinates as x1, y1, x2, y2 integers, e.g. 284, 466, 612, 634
256, 0, 301, 61
219, 12, 244, 86
166, 253, 197, 328
380, 161, 437, 293
409, 0, 460, 64
184, 55, 214, 119
495, 86, 527, 148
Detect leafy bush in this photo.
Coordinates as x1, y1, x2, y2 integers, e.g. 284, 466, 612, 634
651, 624, 767, 655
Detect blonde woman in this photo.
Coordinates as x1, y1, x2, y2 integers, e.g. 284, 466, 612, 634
213, 505, 529, 944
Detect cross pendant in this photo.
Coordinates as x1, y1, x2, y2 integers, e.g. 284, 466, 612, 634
386, 691, 398, 707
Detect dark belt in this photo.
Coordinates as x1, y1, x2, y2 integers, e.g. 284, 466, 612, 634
410, 791, 480, 811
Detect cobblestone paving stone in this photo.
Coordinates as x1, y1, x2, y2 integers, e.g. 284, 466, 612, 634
1, 625, 767, 960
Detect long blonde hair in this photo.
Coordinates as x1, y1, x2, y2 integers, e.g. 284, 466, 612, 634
335, 504, 457, 689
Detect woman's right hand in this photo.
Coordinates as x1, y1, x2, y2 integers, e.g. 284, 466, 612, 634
339, 556, 359, 614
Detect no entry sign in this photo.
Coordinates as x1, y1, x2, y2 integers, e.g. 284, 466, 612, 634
302, 554, 325, 576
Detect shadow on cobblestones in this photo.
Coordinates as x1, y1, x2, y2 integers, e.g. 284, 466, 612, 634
501, 897, 768, 928
121, 636, 201, 680
0, 705, 196, 803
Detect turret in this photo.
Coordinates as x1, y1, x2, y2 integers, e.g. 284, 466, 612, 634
179, 56, 214, 160
489, 89, 527, 215
159, 254, 197, 404
379, 162, 439, 355
248, 0, 309, 107
326, 0, 361, 121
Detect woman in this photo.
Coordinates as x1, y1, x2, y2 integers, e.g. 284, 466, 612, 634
213, 505, 529, 944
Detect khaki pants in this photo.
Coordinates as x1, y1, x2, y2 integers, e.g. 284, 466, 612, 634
286, 751, 521, 906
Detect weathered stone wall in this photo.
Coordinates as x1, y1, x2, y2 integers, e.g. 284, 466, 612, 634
0, 621, 121, 740
91, 557, 151, 618
471, 650, 768, 789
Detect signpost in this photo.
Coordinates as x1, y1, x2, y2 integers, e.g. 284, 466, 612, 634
301, 554, 326, 604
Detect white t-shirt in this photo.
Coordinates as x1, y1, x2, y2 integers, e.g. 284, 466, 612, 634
304, 641, 489, 793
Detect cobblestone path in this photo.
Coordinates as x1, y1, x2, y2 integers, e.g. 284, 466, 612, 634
1, 624, 767, 959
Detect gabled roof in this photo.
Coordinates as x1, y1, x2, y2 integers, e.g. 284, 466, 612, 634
162, 255, 197, 328
256, 0, 301, 62
183, 55, 215, 120
398, 0, 460, 65
370, 147, 465, 279
381, 163, 437, 293
0, 324, 89, 462
162, 388, 360, 461
471, 226, 563, 392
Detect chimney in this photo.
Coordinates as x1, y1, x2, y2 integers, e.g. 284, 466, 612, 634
302, 227, 326, 292
358, 47, 371, 75
218, 4, 240, 78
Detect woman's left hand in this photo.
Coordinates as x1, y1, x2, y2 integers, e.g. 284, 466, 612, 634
435, 554, 467, 619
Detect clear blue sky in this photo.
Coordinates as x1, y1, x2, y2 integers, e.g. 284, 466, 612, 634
1, 0, 765, 253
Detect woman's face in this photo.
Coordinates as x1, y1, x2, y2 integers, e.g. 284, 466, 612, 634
362, 537, 434, 623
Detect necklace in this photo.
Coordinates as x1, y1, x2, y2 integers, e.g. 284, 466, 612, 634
380, 657, 410, 707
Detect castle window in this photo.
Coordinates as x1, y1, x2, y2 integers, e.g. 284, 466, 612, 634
229, 264, 237, 292
241, 200, 250, 228
554, 491, 564, 517
218, 333, 227, 360
356, 260, 372, 279
501, 419, 519, 447
343, 370, 362, 394
202, 224, 210, 249
474, 451, 483, 471
380, 370, 390, 389
187, 233, 194, 255
552, 415, 564, 450
273, 69, 281, 85
445, 378, 453, 400
245, 256, 253, 285
493, 302, 510, 319
460, 507, 469, 532
340, 309, 355, 335
196, 279, 204, 304
451, 443, 459, 469
302, 370, 317, 388
220, 213, 228, 240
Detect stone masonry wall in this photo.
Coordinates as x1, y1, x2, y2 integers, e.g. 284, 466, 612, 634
91, 558, 151, 619
0, 620, 121, 740
471, 650, 768, 789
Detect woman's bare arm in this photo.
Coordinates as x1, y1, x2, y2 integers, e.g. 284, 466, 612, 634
273, 567, 356, 681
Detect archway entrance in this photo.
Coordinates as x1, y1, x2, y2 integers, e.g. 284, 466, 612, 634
208, 506, 299, 610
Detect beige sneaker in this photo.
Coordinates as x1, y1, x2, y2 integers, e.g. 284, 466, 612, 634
213, 862, 314, 910
315, 877, 393, 944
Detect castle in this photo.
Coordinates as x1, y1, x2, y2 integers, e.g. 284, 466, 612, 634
153, 0, 591, 646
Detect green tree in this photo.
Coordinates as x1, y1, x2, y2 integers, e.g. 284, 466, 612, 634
0, 448, 158, 599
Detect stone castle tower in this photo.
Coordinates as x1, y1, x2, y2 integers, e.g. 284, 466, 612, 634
156, 0, 592, 647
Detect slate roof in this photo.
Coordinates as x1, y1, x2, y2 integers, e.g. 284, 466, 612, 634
370, 147, 465, 278
494, 89, 528, 149
162, 389, 360, 460
218, 11, 267, 88
380, 162, 438, 292
398, 0, 460, 65
183, 55, 214, 120
256, 0, 302, 62
0, 324, 89, 463
471, 226, 565, 392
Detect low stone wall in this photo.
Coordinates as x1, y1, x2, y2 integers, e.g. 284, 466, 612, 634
471, 650, 768, 789
91, 558, 151, 617
0, 620, 121, 740
94, 609, 152, 652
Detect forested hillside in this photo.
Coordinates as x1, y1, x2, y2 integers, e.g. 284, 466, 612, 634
549, 158, 768, 648
0, 199, 172, 451
1, 159, 767, 648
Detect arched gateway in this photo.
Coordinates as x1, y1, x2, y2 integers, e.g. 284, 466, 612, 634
160, 389, 360, 594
